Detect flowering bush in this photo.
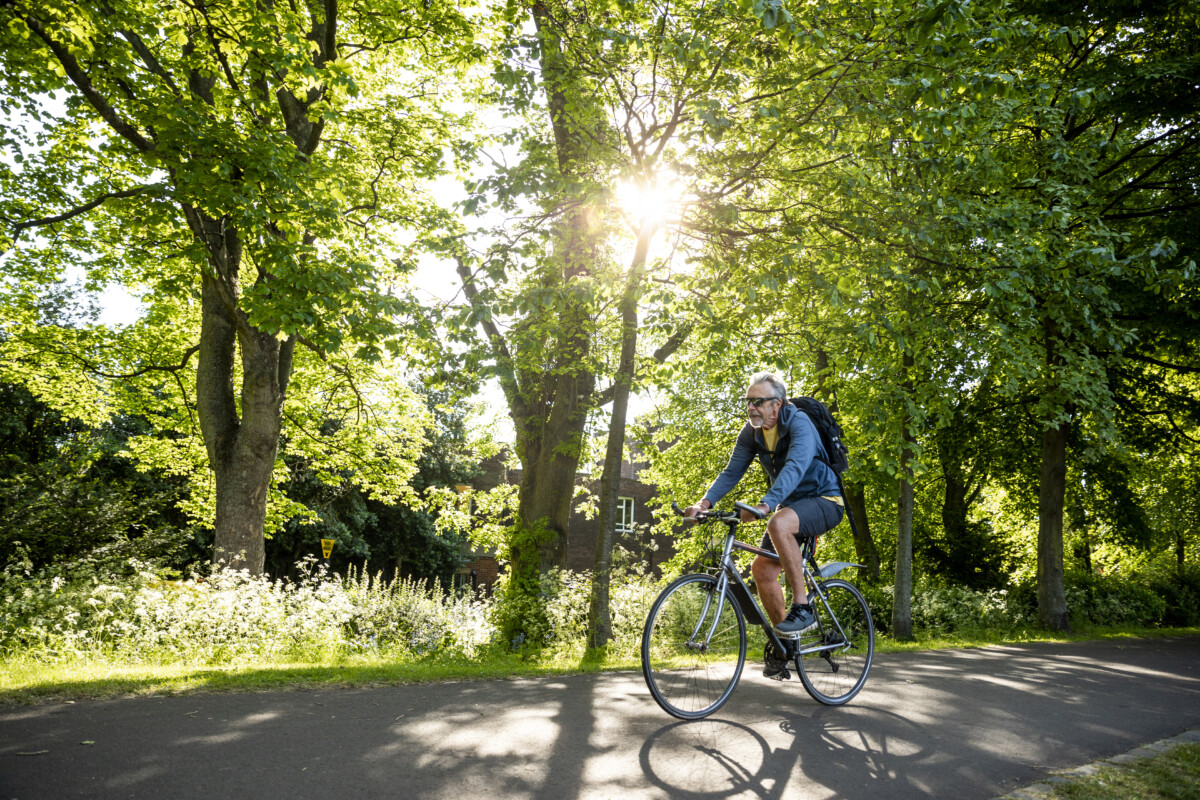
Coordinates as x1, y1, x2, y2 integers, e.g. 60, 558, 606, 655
341, 567, 493, 658
0, 554, 661, 666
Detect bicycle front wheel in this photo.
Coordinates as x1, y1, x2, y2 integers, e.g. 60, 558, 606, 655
797, 579, 874, 706
641, 573, 746, 720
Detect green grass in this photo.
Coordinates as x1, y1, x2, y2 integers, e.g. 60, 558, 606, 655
1052, 743, 1200, 800
3, 625, 1196, 705
873, 624, 1200, 653
0, 647, 644, 704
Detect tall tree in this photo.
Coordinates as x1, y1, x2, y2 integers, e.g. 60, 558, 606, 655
1, 0, 471, 572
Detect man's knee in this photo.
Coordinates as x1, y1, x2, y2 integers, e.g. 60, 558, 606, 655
752, 556, 780, 582
767, 510, 799, 539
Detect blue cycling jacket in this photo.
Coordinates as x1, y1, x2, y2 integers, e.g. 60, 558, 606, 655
702, 402, 841, 510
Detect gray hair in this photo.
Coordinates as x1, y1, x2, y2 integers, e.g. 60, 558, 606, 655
748, 371, 787, 401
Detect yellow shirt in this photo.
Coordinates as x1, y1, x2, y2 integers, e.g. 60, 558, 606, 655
763, 425, 780, 454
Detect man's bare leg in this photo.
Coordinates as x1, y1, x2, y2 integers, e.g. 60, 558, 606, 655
751, 507, 807, 625
751, 556, 786, 625
767, 507, 808, 606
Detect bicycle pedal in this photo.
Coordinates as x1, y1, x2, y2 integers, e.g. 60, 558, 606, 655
766, 667, 791, 682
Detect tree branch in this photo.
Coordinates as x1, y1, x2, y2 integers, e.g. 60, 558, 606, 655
45, 343, 200, 380
1125, 352, 1200, 374
10, 186, 152, 242
454, 255, 526, 422
594, 324, 692, 407
18, 8, 154, 152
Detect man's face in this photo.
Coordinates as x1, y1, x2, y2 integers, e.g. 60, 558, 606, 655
744, 381, 781, 430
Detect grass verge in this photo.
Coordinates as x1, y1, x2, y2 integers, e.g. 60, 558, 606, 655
0, 648, 643, 705
873, 624, 1200, 653
2, 626, 1197, 705
1051, 742, 1200, 800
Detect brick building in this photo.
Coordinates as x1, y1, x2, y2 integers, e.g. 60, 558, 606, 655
456, 449, 676, 594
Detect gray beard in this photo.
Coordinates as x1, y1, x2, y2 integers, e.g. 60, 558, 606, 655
749, 416, 764, 429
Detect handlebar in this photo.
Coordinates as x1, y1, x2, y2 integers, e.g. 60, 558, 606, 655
672, 501, 766, 523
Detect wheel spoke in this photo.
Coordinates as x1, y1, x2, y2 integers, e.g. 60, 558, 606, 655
642, 574, 746, 719
796, 580, 874, 705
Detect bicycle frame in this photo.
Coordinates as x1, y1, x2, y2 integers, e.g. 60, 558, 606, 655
701, 518, 859, 661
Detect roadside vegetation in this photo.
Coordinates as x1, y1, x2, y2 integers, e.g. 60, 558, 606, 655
4, 549, 1197, 703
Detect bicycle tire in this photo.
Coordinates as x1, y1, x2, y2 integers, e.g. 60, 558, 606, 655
641, 573, 747, 720
796, 578, 874, 706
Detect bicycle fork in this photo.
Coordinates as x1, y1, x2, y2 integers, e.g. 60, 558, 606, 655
685, 571, 730, 654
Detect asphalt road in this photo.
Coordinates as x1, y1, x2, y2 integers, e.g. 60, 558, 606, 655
2, 636, 1198, 799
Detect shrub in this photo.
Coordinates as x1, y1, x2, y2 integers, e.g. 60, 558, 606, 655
342, 567, 492, 658
861, 581, 1037, 636
858, 583, 893, 636
537, 566, 660, 659
1145, 566, 1200, 627
913, 584, 1031, 632
1064, 572, 1166, 627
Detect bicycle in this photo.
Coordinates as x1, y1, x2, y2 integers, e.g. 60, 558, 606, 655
640, 500, 875, 719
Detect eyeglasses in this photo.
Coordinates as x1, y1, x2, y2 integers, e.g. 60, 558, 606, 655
742, 397, 779, 408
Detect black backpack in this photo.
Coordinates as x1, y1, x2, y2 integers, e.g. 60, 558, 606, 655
789, 397, 849, 474
785, 396, 861, 538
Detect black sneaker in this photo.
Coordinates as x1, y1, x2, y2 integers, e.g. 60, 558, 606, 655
775, 603, 817, 638
763, 643, 791, 681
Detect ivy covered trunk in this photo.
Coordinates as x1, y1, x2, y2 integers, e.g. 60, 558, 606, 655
500, 2, 603, 585
513, 357, 594, 574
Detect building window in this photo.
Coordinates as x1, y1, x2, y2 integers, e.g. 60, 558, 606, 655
617, 496, 635, 533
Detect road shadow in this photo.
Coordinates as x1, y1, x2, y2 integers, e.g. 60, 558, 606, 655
635, 636, 1200, 799
639, 706, 931, 799
0, 674, 603, 799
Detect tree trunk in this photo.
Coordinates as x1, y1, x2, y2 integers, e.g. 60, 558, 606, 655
192, 212, 295, 574
1037, 417, 1072, 631
892, 352, 916, 640
1037, 317, 1072, 632
513, 375, 592, 573
495, 2, 603, 585
844, 481, 881, 580
940, 471, 971, 581
587, 227, 650, 648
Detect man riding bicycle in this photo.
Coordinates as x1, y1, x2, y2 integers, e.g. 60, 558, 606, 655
683, 371, 844, 680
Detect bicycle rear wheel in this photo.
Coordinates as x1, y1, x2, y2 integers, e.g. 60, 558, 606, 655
641, 573, 746, 719
796, 578, 874, 706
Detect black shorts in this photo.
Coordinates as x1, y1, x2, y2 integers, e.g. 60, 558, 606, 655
759, 495, 844, 550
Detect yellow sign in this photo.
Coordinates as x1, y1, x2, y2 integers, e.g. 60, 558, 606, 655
320, 539, 335, 559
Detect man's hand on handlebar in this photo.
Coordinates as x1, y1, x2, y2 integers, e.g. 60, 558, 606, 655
739, 503, 770, 523
682, 499, 710, 521
673, 500, 768, 524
